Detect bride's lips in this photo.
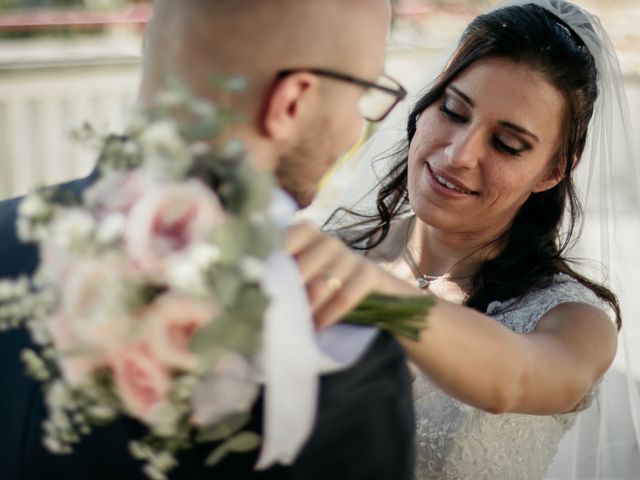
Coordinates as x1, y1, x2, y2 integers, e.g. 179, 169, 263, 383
425, 163, 478, 197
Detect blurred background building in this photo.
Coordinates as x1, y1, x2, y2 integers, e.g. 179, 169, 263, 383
1, 2, 639, 476
0, 0, 145, 197
0, 0, 638, 199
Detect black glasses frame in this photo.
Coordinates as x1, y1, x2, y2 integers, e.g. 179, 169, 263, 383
276, 68, 407, 122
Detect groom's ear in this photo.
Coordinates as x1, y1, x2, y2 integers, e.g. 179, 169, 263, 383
261, 72, 319, 141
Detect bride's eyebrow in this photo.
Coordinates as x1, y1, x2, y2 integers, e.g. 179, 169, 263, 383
499, 121, 540, 143
449, 84, 539, 143
448, 85, 474, 107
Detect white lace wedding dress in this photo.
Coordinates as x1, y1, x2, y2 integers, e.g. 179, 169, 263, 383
413, 273, 605, 480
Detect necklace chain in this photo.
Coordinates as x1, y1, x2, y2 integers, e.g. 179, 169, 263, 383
402, 247, 449, 289
402, 247, 471, 289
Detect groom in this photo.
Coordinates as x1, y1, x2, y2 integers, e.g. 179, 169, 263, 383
0, 1, 414, 479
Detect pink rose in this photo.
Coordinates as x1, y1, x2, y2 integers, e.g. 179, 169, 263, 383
143, 294, 217, 371
110, 344, 171, 423
85, 170, 152, 217
40, 244, 75, 285
124, 179, 226, 280
47, 312, 105, 386
191, 353, 259, 427
61, 254, 140, 350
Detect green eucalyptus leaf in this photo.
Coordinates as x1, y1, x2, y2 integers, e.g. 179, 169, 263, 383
189, 339, 224, 372
234, 286, 269, 325
190, 320, 228, 354
205, 442, 230, 466
196, 412, 250, 443
165, 74, 193, 100
210, 74, 247, 92
226, 432, 261, 453
182, 121, 219, 143
222, 139, 245, 158
246, 221, 283, 257
239, 171, 275, 216
224, 76, 249, 92
212, 319, 260, 355
211, 219, 251, 262
218, 110, 247, 126
190, 309, 261, 357
212, 161, 274, 216
208, 263, 243, 307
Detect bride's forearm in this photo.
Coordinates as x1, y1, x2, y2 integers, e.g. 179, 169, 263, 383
374, 270, 533, 413
399, 298, 532, 414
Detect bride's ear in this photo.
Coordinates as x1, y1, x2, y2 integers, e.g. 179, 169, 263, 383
532, 163, 565, 193
261, 72, 319, 141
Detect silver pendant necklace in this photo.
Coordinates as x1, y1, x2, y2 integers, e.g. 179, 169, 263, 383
415, 273, 443, 289
402, 247, 449, 289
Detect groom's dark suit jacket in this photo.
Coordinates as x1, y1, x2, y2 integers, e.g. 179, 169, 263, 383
0, 174, 415, 480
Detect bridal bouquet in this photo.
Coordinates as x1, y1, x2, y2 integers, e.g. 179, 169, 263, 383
0, 79, 431, 479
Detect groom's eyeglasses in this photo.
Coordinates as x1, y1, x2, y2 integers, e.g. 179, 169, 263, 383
276, 69, 407, 122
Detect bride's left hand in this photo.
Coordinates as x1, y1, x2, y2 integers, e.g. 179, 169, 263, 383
285, 221, 415, 329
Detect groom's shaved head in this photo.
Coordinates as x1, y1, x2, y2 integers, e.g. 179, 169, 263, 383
141, 0, 390, 108
140, 0, 392, 207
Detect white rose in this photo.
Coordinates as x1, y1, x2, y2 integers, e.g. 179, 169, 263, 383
191, 353, 259, 426
166, 243, 221, 295
49, 209, 96, 251
95, 212, 127, 246
240, 257, 265, 282
139, 120, 192, 178
18, 193, 51, 219
85, 170, 152, 216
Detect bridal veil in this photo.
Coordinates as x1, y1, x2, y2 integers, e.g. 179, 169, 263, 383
308, 1, 640, 477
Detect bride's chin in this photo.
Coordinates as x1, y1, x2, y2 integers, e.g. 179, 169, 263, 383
410, 198, 457, 230
414, 212, 452, 232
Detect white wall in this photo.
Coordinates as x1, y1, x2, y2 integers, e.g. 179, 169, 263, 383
1, 45, 640, 201
0, 61, 139, 199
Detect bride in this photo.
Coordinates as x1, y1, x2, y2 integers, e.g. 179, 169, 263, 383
290, 0, 639, 478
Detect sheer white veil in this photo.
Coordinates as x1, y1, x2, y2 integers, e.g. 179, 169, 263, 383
308, 0, 640, 478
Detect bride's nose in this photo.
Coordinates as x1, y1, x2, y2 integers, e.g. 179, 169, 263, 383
445, 127, 485, 170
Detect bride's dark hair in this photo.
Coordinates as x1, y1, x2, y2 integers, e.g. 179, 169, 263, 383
327, 3, 621, 327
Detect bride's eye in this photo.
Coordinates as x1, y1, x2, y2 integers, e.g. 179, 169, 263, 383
439, 97, 467, 124
493, 135, 529, 157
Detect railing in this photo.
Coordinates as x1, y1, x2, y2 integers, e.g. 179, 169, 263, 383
1, 1, 640, 201
0, 59, 139, 198
0, 4, 150, 33
0, 4, 147, 199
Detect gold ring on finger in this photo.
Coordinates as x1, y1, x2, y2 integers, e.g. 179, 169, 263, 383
322, 272, 343, 292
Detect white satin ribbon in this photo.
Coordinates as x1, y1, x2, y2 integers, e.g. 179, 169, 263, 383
316, 323, 378, 369
255, 190, 377, 469
255, 251, 336, 469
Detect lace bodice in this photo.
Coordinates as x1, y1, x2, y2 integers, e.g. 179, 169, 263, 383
413, 273, 607, 480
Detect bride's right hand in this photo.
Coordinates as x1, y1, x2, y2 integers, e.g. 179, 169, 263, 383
285, 221, 418, 329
